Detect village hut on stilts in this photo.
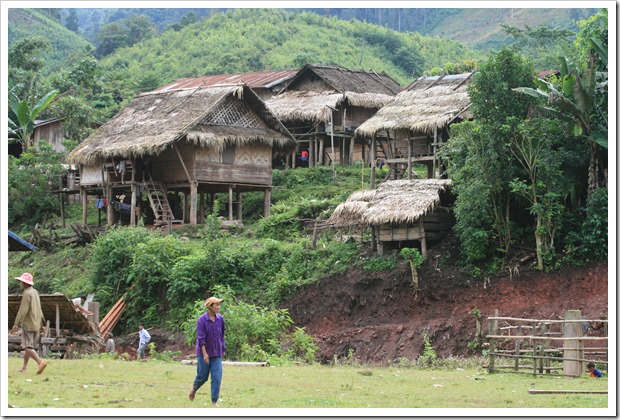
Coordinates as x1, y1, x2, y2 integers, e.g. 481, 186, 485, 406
67, 84, 297, 228
328, 179, 455, 258
266, 64, 401, 169
355, 72, 475, 185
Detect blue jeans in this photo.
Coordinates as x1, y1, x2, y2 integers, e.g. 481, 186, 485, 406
138, 343, 148, 359
192, 355, 222, 403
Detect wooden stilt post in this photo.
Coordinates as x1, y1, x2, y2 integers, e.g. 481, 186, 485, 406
199, 192, 205, 224
236, 192, 243, 222
228, 185, 233, 221
264, 189, 271, 218
81, 187, 87, 225
370, 135, 376, 189
190, 181, 198, 224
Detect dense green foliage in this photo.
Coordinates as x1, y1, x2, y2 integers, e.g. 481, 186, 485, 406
180, 285, 319, 364
443, 47, 537, 268
7, 142, 64, 226
7, 9, 92, 75
442, 10, 608, 273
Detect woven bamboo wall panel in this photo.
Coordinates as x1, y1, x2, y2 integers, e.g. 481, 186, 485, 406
235, 144, 271, 166
201, 96, 266, 128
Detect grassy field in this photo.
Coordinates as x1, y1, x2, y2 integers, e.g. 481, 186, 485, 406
4, 356, 610, 415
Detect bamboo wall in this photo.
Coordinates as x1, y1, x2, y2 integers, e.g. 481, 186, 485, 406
376, 208, 455, 242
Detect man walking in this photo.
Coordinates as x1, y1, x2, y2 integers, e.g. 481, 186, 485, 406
137, 323, 151, 361
189, 297, 226, 406
11, 273, 46, 374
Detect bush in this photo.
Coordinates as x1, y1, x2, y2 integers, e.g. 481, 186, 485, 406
88, 226, 154, 311
7, 142, 64, 226
564, 188, 608, 266
181, 285, 317, 364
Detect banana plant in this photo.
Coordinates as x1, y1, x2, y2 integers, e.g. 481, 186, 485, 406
8, 83, 58, 152
512, 49, 607, 197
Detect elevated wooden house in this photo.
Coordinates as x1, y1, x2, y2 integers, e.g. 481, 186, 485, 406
67, 84, 296, 227
266, 64, 401, 168
355, 72, 474, 184
328, 179, 455, 257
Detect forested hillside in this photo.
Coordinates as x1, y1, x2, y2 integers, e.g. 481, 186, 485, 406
67, 7, 597, 48
97, 9, 481, 89
7, 8, 92, 74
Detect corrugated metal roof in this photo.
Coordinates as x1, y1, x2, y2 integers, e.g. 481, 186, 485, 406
151, 70, 298, 93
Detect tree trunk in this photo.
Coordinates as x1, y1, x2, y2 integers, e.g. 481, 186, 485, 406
410, 263, 419, 289
535, 215, 544, 271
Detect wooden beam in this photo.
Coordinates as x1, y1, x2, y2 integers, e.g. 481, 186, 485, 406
174, 144, 192, 182
190, 181, 198, 224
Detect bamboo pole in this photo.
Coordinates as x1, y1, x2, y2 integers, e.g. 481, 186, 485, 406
529, 390, 607, 395
488, 317, 609, 324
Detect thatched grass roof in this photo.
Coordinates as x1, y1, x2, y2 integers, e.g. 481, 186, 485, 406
266, 64, 401, 123
355, 73, 474, 138
328, 179, 452, 227
327, 189, 376, 227
67, 85, 296, 165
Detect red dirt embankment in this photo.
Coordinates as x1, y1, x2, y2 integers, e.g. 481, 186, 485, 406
284, 255, 608, 365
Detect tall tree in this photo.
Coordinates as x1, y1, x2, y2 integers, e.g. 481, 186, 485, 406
444, 47, 536, 266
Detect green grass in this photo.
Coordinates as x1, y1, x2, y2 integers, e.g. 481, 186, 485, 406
6, 357, 609, 413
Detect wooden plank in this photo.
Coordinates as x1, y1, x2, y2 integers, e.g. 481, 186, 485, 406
528, 390, 607, 395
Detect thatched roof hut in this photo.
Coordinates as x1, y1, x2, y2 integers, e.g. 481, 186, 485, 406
329, 179, 452, 227
355, 73, 474, 138
267, 64, 401, 123
328, 179, 454, 257
67, 84, 297, 227
265, 64, 401, 168
67, 84, 295, 166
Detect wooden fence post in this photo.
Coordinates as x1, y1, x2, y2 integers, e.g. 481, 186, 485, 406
563, 310, 583, 377
488, 309, 498, 373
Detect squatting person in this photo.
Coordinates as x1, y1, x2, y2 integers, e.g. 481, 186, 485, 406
189, 297, 226, 406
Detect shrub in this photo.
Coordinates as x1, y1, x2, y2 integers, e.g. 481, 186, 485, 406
181, 285, 317, 363
564, 188, 608, 266
287, 327, 319, 363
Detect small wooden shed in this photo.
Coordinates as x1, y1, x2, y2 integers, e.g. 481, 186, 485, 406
328, 179, 455, 257
266, 64, 401, 168
67, 84, 296, 227
8, 294, 101, 356
355, 72, 474, 183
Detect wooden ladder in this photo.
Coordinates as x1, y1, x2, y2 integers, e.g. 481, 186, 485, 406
143, 178, 177, 226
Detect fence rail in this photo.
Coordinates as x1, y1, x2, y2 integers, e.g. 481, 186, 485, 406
487, 310, 608, 377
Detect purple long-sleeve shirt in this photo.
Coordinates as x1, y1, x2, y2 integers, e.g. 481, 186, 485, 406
195, 312, 226, 358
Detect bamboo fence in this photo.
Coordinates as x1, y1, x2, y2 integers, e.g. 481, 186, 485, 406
487, 309, 608, 377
